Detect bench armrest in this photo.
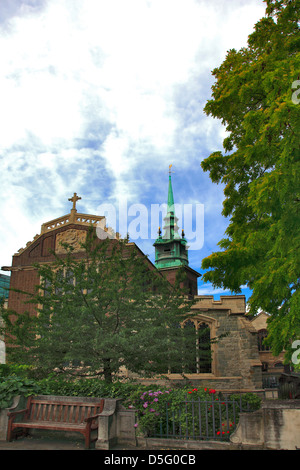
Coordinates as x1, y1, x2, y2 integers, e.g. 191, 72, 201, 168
7, 408, 28, 417
84, 413, 103, 423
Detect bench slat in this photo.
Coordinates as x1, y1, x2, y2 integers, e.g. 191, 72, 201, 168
53, 404, 57, 421
41, 404, 46, 421
14, 421, 86, 430
57, 404, 63, 422
63, 404, 68, 422
36, 403, 42, 420
70, 405, 74, 422
74, 406, 80, 423
80, 406, 85, 423
46, 404, 52, 421
30, 403, 36, 420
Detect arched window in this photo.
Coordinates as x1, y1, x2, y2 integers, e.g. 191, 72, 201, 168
197, 322, 212, 373
182, 320, 212, 374
183, 320, 197, 373
274, 362, 283, 368
257, 329, 270, 351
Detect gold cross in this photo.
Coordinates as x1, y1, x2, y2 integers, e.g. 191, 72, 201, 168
68, 192, 81, 210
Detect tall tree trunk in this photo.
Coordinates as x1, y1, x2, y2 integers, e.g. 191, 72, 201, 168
103, 358, 112, 383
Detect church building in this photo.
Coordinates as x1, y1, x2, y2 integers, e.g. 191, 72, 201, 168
2, 174, 284, 391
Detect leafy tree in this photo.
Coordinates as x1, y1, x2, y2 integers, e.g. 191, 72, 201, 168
1, 227, 200, 382
200, 0, 300, 361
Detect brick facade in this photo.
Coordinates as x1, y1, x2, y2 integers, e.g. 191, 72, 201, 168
5, 224, 90, 316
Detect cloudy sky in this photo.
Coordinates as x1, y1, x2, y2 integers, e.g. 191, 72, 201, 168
0, 0, 267, 299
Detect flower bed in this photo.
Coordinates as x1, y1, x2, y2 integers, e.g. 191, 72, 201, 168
125, 386, 261, 440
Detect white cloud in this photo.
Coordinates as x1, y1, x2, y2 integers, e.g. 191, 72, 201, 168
0, 0, 266, 272
198, 283, 232, 296
197, 282, 251, 299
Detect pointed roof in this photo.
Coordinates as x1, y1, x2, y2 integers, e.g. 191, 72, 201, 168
167, 174, 175, 214
153, 167, 188, 268
162, 170, 180, 241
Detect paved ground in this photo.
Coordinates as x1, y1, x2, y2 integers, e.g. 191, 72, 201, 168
0, 435, 143, 451
0, 437, 86, 450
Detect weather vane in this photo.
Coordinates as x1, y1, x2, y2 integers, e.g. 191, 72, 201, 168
169, 164, 174, 175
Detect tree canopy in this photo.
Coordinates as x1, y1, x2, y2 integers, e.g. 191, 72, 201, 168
1, 228, 204, 382
200, 0, 300, 361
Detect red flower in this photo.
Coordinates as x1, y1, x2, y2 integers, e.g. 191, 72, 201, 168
217, 431, 220, 435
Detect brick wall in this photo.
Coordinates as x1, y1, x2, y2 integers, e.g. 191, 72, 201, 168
8, 269, 40, 316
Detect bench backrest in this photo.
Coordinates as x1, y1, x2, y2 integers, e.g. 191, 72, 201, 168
26, 397, 104, 424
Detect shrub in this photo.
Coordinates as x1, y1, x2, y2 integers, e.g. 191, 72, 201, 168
0, 364, 34, 378
37, 376, 140, 399
0, 375, 42, 409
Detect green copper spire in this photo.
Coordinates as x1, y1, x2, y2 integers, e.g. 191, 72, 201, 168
162, 167, 180, 241
153, 166, 188, 269
167, 172, 175, 212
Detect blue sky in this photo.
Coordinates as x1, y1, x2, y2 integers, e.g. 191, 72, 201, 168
0, 0, 267, 301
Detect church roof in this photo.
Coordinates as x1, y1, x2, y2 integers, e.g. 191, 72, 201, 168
2, 193, 117, 260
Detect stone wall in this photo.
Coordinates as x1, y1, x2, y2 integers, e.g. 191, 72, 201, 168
189, 296, 263, 390
230, 400, 300, 450
95, 398, 137, 450
0, 396, 23, 440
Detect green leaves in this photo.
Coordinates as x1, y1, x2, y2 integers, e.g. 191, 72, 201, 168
0, 375, 41, 409
2, 227, 195, 382
201, 0, 300, 360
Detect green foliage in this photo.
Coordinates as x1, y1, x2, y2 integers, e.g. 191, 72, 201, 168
0, 364, 34, 378
125, 386, 261, 438
0, 375, 42, 409
37, 376, 140, 399
1, 227, 196, 382
0, 367, 142, 409
201, 0, 300, 359
227, 392, 261, 410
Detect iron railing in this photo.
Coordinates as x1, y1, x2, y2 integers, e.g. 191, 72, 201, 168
150, 395, 253, 441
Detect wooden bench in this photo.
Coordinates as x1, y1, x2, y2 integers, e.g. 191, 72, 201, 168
7, 395, 104, 449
